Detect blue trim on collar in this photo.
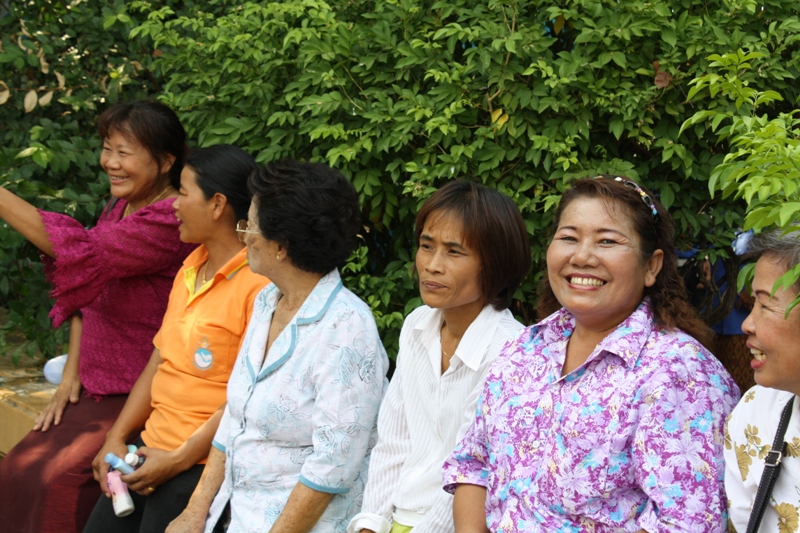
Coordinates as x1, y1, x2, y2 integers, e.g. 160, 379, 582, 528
257, 323, 297, 381
245, 354, 256, 383
254, 279, 344, 382
298, 281, 343, 325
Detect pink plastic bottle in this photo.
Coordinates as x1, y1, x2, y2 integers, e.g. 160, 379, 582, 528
107, 470, 135, 517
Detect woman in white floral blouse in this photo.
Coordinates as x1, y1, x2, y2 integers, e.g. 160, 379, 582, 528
725, 227, 800, 533
166, 160, 389, 533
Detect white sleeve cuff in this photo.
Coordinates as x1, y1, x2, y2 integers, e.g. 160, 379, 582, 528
347, 512, 392, 533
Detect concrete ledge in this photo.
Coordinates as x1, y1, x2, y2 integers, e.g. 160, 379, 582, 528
0, 359, 55, 455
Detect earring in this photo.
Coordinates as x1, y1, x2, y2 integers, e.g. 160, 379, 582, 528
276, 253, 280, 261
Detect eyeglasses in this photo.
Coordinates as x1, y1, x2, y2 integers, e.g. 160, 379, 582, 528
236, 220, 260, 243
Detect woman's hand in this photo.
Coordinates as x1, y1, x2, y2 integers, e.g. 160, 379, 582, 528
34, 315, 83, 432
121, 446, 184, 495
165, 508, 207, 533
92, 436, 130, 497
33, 370, 81, 432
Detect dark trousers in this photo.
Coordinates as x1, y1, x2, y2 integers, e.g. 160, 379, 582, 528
82, 463, 205, 533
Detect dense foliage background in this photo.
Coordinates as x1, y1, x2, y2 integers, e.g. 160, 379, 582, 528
1, 0, 799, 360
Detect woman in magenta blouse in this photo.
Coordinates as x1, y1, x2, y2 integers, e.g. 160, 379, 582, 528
0, 101, 196, 533
445, 176, 740, 532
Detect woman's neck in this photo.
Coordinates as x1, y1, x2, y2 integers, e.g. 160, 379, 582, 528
441, 300, 485, 345
126, 179, 175, 214
562, 321, 618, 377
202, 230, 245, 279
274, 269, 325, 313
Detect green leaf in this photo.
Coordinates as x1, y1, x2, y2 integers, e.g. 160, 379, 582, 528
662, 28, 677, 48
609, 118, 624, 140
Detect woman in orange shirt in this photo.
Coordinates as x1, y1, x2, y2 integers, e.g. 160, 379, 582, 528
82, 144, 268, 533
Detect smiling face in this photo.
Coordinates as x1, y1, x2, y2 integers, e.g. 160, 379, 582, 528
100, 128, 170, 205
415, 210, 484, 317
742, 255, 800, 394
546, 196, 663, 333
173, 166, 214, 244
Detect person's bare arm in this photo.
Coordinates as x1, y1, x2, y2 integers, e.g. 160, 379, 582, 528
165, 446, 227, 533
0, 187, 54, 257
453, 484, 489, 533
122, 407, 225, 494
34, 315, 82, 431
91, 347, 161, 495
268, 482, 335, 533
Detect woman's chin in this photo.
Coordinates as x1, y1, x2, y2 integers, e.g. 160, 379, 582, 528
178, 228, 198, 244
108, 182, 131, 198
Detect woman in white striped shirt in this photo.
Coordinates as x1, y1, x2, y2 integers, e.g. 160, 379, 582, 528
348, 180, 531, 533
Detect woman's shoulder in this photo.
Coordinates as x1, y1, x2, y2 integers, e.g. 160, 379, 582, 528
493, 307, 525, 338
730, 385, 793, 424
326, 283, 379, 328
634, 327, 740, 406
402, 304, 438, 330
133, 196, 180, 222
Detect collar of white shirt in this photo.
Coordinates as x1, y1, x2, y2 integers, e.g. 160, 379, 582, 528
412, 304, 504, 373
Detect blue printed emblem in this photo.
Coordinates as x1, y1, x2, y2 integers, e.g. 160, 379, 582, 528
194, 336, 213, 370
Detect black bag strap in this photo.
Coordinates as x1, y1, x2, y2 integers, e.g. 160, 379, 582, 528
746, 395, 796, 533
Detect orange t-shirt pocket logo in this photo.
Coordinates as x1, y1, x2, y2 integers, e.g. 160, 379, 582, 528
194, 336, 214, 371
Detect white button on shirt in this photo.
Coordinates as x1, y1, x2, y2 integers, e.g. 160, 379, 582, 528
348, 304, 524, 533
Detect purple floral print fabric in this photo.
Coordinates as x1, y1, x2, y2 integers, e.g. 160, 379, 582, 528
443, 301, 739, 532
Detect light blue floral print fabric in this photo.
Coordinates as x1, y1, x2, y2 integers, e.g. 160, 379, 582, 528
205, 270, 389, 533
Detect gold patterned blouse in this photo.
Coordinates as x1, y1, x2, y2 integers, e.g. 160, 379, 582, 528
724, 386, 800, 533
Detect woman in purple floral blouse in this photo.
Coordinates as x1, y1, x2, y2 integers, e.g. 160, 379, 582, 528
444, 176, 740, 533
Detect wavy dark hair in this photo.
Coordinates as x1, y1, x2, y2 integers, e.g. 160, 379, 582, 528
248, 160, 360, 275
97, 101, 186, 189
536, 175, 715, 351
415, 180, 531, 311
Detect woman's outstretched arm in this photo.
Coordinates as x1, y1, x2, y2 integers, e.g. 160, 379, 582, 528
0, 187, 53, 257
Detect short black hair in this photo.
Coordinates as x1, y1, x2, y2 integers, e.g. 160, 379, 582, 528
248, 160, 361, 275
97, 101, 186, 189
415, 180, 531, 311
185, 145, 257, 222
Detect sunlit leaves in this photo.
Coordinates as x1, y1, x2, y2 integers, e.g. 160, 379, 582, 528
684, 50, 800, 309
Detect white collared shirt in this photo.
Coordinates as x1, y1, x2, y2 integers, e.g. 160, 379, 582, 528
348, 304, 523, 533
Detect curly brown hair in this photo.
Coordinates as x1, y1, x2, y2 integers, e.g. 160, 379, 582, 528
536, 175, 715, 352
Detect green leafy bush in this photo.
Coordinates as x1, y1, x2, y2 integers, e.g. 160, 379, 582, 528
0, 0, 194, 359
133, 0, 799, 356
2, 0, 800, 359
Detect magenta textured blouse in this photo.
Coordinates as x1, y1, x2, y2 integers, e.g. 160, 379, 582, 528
41, 198, 196, 397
